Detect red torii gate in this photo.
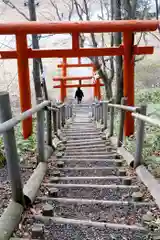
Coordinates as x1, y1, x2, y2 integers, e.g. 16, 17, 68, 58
53, 57, 102, 101
0, 20, 158, 138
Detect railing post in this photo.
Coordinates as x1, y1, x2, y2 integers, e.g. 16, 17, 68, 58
109, 99, 115, 137
94, 104, 96, 121
62, 105, 65, 127
103, 101, 108, 130
68, 104, 70, 119
46, 101, 52, 146
134, 105, 147, 168
68, 104, 72, 119
70, 104, 73, 118
65, 104, 68, 120
97, 104, 100, 122
99, 104, 101, 122
67, 105, 70, 119
92, 104, 94, 118
95, 104, 98, 122
57, 107, 61, 130
37, 98, 45, 163
93, 104, 95, 120
52, 108, 58, 135
69, 105, 71, 119
0, 92, 24, 205
117, 97, 127, 147
101, 102, 104, 124
60, 106, 62, 128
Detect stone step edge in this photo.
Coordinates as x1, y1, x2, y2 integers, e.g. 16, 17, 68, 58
33, 215, 147, 231
51, 167, 119, 170
43, 183, 138, 189
49, 176, 133, 180
36, 196, 154, 206
59, 159, 121, 162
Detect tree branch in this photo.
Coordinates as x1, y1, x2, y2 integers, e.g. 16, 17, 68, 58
49, 0, 63, 20
83, 0, 90, 20
149, 32, 160, 42
135, 55, 145, 62
2, 0, 30, 20
131, 0, 138, 19
74, 0, 84, 20
103, 1, 110, 19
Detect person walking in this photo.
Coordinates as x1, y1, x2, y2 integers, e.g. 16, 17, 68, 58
75, 87, 84, 104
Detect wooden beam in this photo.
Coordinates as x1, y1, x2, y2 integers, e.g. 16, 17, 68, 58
0, 46, 154, 59
54, 83, 104, 88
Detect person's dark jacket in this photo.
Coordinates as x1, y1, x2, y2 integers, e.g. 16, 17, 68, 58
75, 88, 84, 99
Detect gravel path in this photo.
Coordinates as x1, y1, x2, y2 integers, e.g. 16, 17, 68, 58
12, 104, 160, 239
0, 159, 35, 217
33, 201, 155, 224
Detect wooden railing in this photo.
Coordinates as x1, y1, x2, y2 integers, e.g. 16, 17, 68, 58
0, 92, 73, 206
92, 98, 160, 169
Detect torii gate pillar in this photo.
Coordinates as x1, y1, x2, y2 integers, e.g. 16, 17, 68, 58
123, 32, 134, 136
60, 57, 67, 102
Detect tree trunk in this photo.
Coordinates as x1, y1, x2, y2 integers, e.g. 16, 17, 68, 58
155, 0, 159, 19
114, 0, 123, 104
28, 0, 42, 100
39, 59, 49, 100
155, 0, 160, 32
96, 65, 112, 99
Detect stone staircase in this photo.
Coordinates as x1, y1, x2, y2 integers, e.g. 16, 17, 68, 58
11, 104, 156, 240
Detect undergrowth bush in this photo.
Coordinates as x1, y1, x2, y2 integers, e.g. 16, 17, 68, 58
15, 119, 37, 156
135, 88, 160, 104
0, 118, 37, 166
125, 88, 160, 177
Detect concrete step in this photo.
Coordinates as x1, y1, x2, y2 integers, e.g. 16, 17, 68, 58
48, 167, 118, 177
12, 108, 154, 240
66, 144, 106, 149
48, 176, 134, 185
65, 132, 101, 136
56, 159, 123, 168
66, 138, 106, 144
36, 197, 153, 225
71, 122, 93, 125
67, 135, 101, 139
31, 216, 148, 240
64, 152, 117, 156
64, 130, 99, 134
66, 140, 107, 146
62, 154, 118, 159
43, 183, 139, 201
65, 148, 109, 153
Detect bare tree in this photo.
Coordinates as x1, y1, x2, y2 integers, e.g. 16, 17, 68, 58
50, 0, 152, 100
75, 0, 114, 98
28, 0, 42, 99
1, 0, 154, 101
1, 0, 47, 100
1, 0, 30, 20
114, 0, 123, 103
50, 0, 114, 99
155, 0, 160, 33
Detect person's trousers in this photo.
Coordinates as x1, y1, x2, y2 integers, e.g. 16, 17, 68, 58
77, 98, 82, 104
